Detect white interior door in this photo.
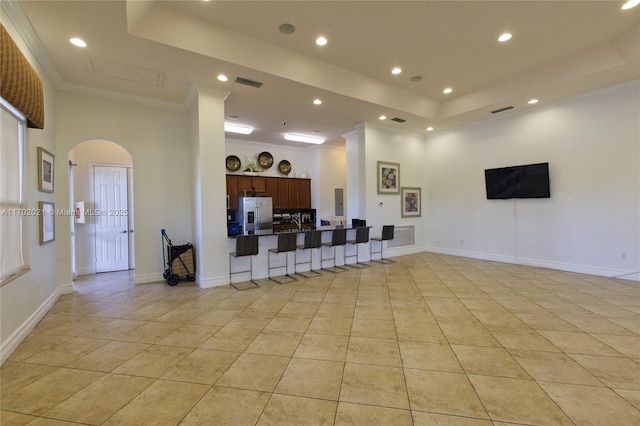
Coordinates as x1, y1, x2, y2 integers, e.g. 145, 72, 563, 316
94, 166, 129, 273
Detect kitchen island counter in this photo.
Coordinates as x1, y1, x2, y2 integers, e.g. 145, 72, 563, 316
228, 225, 370, 238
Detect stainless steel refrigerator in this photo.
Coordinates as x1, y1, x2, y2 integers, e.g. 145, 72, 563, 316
237, 197, 273, 233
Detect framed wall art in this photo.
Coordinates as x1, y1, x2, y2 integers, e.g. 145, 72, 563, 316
377, 161, 400, 194
401, 187, 421, 218
39, 201, 55, 244
37, 147, 54, 193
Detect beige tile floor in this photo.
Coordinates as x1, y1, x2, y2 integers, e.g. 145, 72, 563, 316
2, 252, 639, 425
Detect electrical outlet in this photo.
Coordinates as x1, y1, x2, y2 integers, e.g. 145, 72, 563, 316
620, 252, 627, 260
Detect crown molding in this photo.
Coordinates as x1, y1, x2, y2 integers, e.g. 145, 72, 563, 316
2, 1, 191, 112
58, 81, 187, 111
1, 0, 63, 87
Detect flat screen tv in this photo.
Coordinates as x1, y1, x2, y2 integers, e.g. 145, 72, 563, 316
485, 162, 550, 199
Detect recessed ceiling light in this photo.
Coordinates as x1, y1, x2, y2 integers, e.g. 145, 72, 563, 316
284, 133, 325, 144
315, 36, 327, 46
279, 23, 296, 34
313, 99, 322, 105
427, 127, 434, 132
528, 99, 539, 105
224, 123, 253, 135
217, 74, 228, 82
379, 115, 387, 120
498, 33, 513, 42
622, 0, 640, 10
391, 67, 402, 75
443, 87, 453, 94
69, 38, 87, 48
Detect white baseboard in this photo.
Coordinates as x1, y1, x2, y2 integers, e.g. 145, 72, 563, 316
1, 288, 61, 365
134, 272, 164, 284
197, 273, 231, 288
384, 245, 428, 259
60, 282, 74, 294
75, 266, 93, 276
426, 246, 639, 281
135, 271, 230, 288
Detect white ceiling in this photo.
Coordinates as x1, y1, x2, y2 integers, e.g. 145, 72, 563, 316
9, 0, 640, 146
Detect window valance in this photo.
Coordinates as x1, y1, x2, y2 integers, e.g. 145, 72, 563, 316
0, 24, 44, 129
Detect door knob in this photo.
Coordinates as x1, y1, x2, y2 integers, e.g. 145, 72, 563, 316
129, 230, 134, 233
120, 230, 127, 233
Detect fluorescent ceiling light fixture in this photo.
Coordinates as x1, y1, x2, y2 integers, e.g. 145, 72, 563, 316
224, 123, 253, 135
316, 36, 328, 46
313, 99, 322, 105
498, 33, 512, 42
70, 38, 87, 47
217, 74, 228, 82
443, 87, 453, 94
528, 99, 539, 104
284, 133, 325, 144
426, 127, 434, 131
379, 115, 387, 120
622, 0, 640, 10
391, 67, 402, 75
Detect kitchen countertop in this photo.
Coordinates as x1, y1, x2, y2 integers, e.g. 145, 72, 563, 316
229, 225, 370, 238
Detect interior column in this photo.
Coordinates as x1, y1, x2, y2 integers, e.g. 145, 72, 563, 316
190, 86, 229, 287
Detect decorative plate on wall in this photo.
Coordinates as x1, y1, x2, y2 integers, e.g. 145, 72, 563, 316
278, 159, 291, 175
225, 155, 241, 171
258, 151, 274, 169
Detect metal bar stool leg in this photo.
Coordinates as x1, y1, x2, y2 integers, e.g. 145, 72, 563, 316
321, 229, 348, 273
295, 230, 323, 278
370, 225, 396, 264
346, 227, 371, 269
268, 233, 298, 284
229, 234, 260, 291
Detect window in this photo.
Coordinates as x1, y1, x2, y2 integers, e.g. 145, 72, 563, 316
1, 98, 26, 282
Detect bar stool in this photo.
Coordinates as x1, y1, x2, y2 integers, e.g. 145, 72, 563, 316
229, 234, 260, 291
346, 227, 370, 268
321, 228, 348, 273
370, 225, 395, 264
295, 230, 323, 278
268, 232, 298, 284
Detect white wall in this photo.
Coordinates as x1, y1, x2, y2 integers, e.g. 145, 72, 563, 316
226, 139, 316, 179
56, 91, 193, 284
0, 17, 61, 363
424, 83, 640, 278
363, 124, 428, 255
315, 144, 347, 221
69, 140, 133, 276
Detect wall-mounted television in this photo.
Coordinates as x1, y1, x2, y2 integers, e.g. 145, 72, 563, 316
485, 162, 550, 199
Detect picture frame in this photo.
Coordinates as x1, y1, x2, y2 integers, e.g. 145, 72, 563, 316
37, 147, 54, 193
39, 201, 55, 244
401, 187, 421, 218
377, 161, 400, 194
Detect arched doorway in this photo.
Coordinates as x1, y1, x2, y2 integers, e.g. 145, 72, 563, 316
69, 140, 134, 278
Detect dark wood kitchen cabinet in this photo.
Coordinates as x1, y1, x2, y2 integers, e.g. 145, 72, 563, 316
297, 179, 311, 209
277, 178, 290, 208
226, 175, 238, 209
265, 177, 278, 201
226, 175, 311, 210
237, 176, 265, 194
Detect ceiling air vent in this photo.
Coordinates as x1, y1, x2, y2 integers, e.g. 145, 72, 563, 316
491, 106, 514, 114
235, 77, 263, 88
391, 117, 406, 123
